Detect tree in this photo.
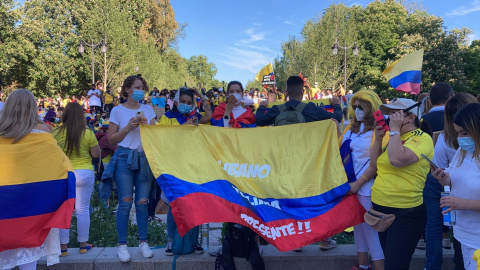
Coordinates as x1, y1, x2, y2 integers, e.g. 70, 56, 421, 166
186, 55, 218, 89
0, 0, 23, 92
464, 40, 480, 95
245, 80, 263, 91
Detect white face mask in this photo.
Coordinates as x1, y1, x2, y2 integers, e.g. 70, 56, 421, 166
355, 108, 365, 122
230, 93, 243, 105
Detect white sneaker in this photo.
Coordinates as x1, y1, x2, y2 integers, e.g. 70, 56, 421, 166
117, 245, 131, 262
139, 242, 153, 258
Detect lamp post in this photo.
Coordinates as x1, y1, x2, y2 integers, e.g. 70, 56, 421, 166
78, 39, 107, 85
332, 41, 359, 91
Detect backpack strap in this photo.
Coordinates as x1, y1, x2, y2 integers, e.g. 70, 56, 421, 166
277, 104, 287, 113
294, 102, 307, 113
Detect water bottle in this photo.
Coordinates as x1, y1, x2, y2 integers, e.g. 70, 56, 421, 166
200, 223, 210, 250
442, 185, 456, 226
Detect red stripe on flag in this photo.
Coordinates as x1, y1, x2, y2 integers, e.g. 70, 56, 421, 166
170, 193, 365, 251
0, 198, 74, 252
395, 82, 421, 95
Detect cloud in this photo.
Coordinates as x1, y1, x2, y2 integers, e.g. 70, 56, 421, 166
218, 46, 273, 73
447, 0, 480, 16
252, 23, 262, 27
236, 28, 265, 45
284, 20, 297, 26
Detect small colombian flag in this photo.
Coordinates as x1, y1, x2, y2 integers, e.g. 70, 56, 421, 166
382, 49, 424, 95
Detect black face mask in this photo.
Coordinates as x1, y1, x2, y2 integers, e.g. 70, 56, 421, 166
102, 116, 107, 119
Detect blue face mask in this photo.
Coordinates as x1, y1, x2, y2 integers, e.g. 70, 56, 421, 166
131, 89, 145, 102
458, 137, 476, 153
177, 103, 192, 115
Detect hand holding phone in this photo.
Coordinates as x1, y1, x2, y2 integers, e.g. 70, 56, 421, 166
373, 110, 389, 131
421, 154, 438, 170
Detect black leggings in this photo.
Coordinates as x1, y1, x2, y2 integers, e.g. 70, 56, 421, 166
373, 203, 427, 270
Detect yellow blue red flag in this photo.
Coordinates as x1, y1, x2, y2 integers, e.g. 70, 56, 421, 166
255, 63, 274, 82
0, 133, 75, 252
141, 121, 365, 251
382, 49, 424, 95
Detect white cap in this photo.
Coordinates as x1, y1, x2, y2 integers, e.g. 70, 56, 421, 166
380, 98, 419, 117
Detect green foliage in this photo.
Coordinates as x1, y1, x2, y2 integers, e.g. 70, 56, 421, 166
186, 55, 218, 89
68, 189, 167, 248
273, 0, 477, 98
245, 80, 263, 90
0, 0, 217, 97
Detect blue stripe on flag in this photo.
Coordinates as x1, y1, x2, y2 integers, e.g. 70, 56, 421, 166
388, 70, 421, 89
158, 174, 350, 222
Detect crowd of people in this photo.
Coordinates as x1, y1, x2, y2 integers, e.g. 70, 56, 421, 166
0, 74, 480, 270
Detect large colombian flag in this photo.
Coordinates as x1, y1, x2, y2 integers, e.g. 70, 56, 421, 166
141, 120, 365, 251
0, 133, 75, 252
382, 49, 424, 95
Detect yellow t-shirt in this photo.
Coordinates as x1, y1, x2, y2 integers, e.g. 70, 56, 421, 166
104, 92, 114, 104
53, 128, 98, 170
371, 129, 434, 208
62, 99, 71, 107
157, 115, 181, 126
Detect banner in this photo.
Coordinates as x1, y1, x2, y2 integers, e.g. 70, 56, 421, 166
382, 49, 424, 95
0, 133, 75, 252
255, 63, 274, 84
151, 97, 166, 108
261, 74, 276, 85
141, 121, 365, 251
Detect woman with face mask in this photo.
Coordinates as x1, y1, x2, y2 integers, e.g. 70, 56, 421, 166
157, 87, 211, 125
370, 98, 434, 270
211, 81, 256, 128
339, 90, 385, 270
156, 87, 211, 256
105, 75, 156, 263
432, 103, 480, 270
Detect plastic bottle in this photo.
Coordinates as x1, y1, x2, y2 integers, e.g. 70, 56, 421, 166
442, 186, 456, 226
200, 223, 210, 250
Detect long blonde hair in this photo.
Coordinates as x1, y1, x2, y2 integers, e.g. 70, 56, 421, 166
348, 90, 383, 134
0, 89, 44, 143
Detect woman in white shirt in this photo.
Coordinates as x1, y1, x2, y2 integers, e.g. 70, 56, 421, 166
106, 75, 156, 263
341, 90, 385, 270
432, 103, 480, 270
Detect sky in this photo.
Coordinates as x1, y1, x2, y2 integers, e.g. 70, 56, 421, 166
170, 0, 480, 87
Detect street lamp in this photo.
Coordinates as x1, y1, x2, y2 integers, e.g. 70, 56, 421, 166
78, 39, 108, 85
332, 41, 359, 91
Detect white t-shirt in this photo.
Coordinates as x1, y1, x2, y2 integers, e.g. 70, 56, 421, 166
223, 106, 247, 128
87, 89, 102, 107
445, 149, 480, 249
342, 123, 375, 196
109, 104, 155, 150
433, 133, 457, 169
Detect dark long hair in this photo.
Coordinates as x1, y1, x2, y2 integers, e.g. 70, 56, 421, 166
444, 93, 479, 149
172, 88, 194, 113
453, 103, 480, 167
54, 102, 86, 156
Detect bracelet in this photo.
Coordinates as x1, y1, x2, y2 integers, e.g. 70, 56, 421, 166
361, 175, 369, 181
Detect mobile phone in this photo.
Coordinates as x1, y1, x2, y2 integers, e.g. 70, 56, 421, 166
136, 110, 145, 118
421, 154, 438, 170
373, 110, 389, 131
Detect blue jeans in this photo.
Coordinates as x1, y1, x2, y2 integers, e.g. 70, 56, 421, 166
423, 173, 444, 270
114, 147, 153, 244
167, 207, 176, 242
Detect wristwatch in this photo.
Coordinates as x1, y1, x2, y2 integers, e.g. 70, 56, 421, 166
389, 131, 400, 137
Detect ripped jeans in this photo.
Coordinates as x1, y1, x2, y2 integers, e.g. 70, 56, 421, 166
114, 147, 153, 245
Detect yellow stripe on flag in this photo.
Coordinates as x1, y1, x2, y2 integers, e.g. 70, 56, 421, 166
141, 120, 347, 199
382, 49, 424, 80
0, 133, 73, 186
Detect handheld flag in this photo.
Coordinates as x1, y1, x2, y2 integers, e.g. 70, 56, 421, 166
255, 63, 274, 84
0, 133, 75, 252
141, 121, 365, 251
382, 49, 424, 95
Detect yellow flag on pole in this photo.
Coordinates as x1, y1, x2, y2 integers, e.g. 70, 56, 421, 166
255, 63, 274, 82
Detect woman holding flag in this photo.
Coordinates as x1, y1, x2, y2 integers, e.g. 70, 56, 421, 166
340, 90, 385, 270
157, 87, 211, 256
0, 89, 74, 269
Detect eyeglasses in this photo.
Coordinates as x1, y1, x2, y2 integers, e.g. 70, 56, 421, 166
352, 105, 364, 111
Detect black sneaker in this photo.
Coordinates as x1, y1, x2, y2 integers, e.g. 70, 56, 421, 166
194, 246, 204, 254
165, 242, 174, 256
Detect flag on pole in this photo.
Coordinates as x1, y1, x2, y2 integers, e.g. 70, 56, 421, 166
255, 63, 274, 82
382, 49, 424, 95
141, 121, 365, 251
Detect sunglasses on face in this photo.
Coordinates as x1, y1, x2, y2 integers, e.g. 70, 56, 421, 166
352, 105, 364, 111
